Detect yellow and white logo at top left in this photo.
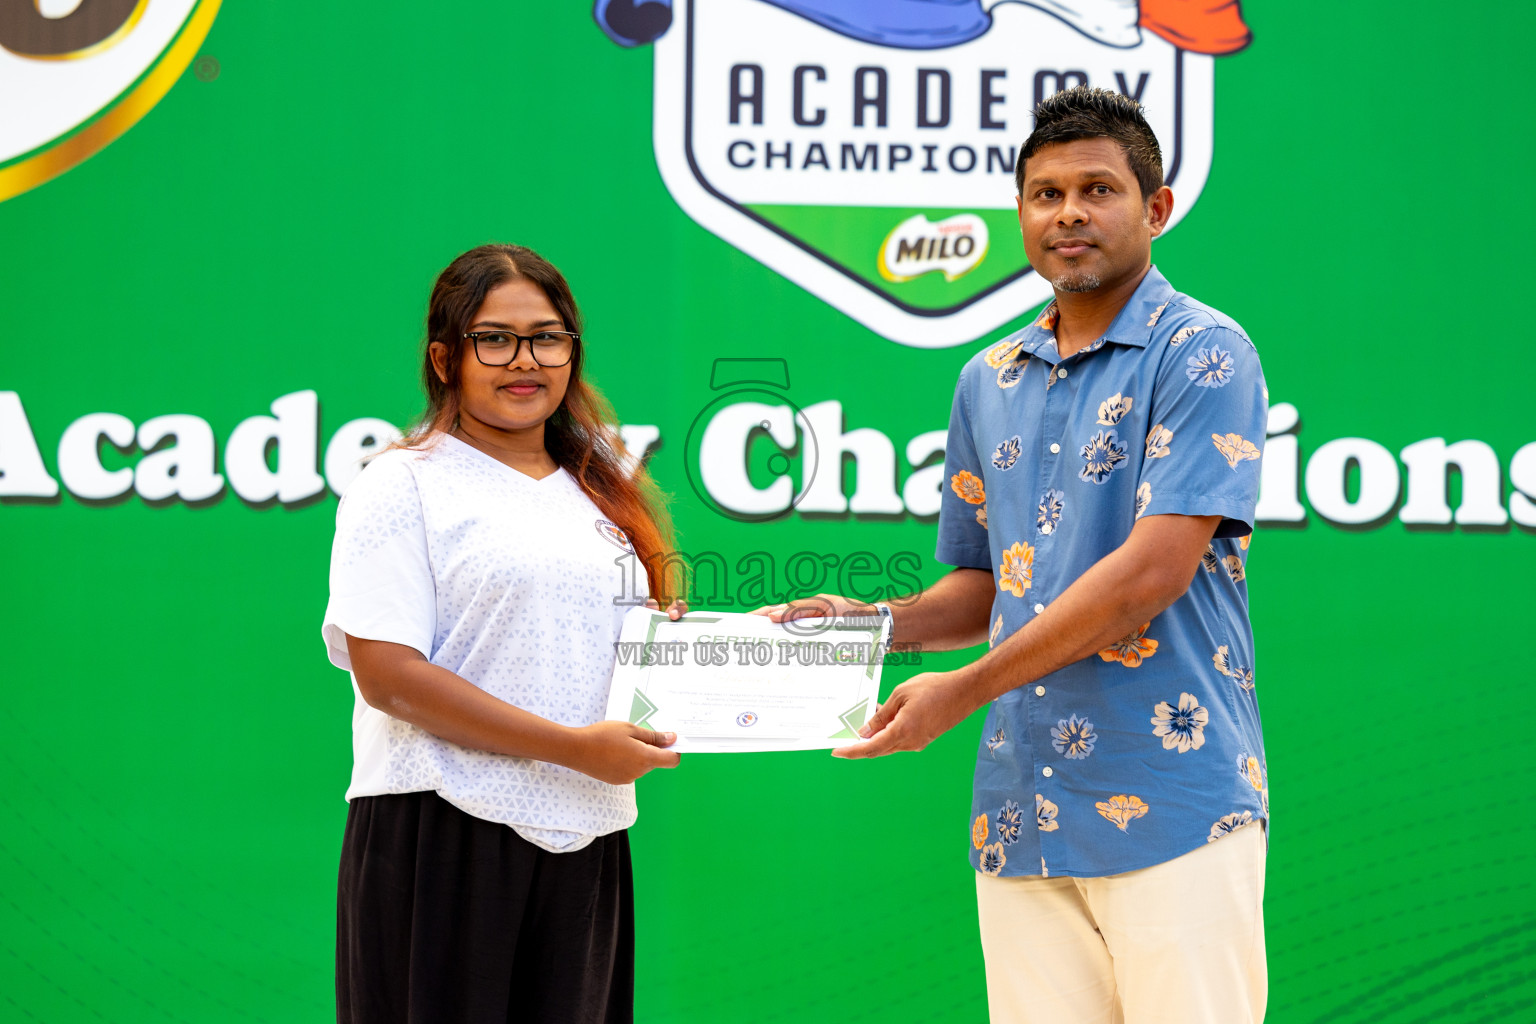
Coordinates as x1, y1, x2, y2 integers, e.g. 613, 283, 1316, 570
0, 0, 221, 203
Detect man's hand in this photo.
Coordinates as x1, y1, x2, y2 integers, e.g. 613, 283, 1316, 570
750, 593, 873, 623
752, 571, 994, 652
832, 670, 976, 759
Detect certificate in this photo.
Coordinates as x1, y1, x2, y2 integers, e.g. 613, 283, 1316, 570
603, 606, 889, 752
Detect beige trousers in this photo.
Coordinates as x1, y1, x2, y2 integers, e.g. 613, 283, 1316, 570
975, 824, 1267, 1024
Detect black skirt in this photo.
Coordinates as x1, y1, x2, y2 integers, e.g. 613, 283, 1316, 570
336, 790, 634, 1024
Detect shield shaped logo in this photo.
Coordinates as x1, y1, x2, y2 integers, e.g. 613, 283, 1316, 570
604, 0, 1249, 347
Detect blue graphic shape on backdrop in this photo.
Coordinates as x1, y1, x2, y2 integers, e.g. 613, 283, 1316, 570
593, 0, 1147, 50
593, 0, 994, 49
758, 0, 991, 48
593, 0, 673, 46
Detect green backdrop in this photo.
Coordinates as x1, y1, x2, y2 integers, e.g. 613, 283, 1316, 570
2, 2, 1533, 1022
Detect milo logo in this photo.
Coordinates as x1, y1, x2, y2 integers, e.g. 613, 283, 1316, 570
880, 213, 989, 284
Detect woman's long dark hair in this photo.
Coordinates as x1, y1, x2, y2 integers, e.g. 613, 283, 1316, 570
404, 243, 675, 596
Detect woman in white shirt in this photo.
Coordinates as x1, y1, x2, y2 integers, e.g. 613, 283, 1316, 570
323, 243, 680, 1023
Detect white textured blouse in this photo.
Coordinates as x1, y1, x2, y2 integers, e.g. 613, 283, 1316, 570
322, 434, 644, 852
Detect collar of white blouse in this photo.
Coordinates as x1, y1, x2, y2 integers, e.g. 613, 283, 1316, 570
441, 432, 566, 484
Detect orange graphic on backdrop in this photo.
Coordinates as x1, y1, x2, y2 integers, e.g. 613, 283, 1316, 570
1140, 0, 1251, 54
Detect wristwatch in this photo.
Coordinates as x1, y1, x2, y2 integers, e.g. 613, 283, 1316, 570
873, 602, 894, 646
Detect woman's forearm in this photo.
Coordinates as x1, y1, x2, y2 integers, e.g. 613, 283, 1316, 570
343, 634, 679, 785
350, 637, 578, 762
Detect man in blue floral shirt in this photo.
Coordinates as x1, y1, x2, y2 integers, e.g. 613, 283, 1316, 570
765, 87, 1269, 1024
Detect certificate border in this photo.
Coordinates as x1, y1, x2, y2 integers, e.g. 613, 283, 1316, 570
612, 612, 886, 745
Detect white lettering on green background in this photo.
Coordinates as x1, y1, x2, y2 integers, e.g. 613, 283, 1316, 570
3, 390, 1534, 529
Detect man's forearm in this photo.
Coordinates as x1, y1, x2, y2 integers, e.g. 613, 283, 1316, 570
886, 567, 995, 651
953, 514, 1219, 706
829, 516, 1221, 759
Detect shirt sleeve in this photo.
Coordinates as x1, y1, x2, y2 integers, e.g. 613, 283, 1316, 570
935, 368, 993, 570
321, 455, 435, 671
1136, 326, 1267, 538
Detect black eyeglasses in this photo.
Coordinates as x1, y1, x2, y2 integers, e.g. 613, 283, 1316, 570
462, 330, 580, 368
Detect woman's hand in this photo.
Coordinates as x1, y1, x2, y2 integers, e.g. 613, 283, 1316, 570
568, 720, 681, 785
645, 597, 689, 620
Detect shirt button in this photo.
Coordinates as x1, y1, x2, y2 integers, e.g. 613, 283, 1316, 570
1057, 367, 1068, 378
1042, 766, 1054, 778
1049, 443, 1061, 454
1033, 603, 1045, 614
1035, 685, 1046, 696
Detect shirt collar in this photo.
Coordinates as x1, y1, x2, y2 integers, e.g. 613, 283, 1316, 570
1101, 265, 1176, 349
1013, 265, 1176, 362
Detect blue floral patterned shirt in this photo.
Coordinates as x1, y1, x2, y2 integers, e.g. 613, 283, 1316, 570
937, 267, 1269, 879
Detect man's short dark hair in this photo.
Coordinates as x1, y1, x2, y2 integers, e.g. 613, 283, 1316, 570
1014, 86, 1164, 201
